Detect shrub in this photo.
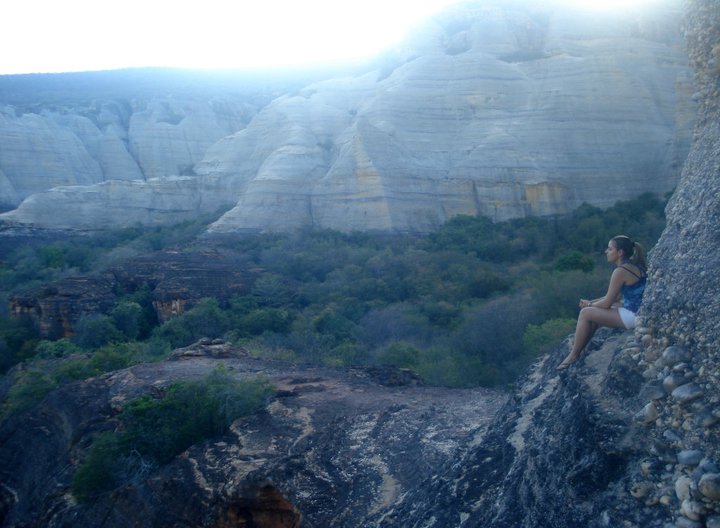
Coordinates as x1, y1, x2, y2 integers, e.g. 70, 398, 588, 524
152, 298, 231, 348
0, 315, 38, 372
72, 369, 274, 501
526, 269, 608, 320
70, 432, 123, 501
357, 303, 433, 349
1, 368, 58, 419
375, 342, 420, 368
34, 338, 81, 359
322, 341, 368, 367
251, 275, 296, 308
311, 307, 355, 342
235, 308, 294, 336
420, 300, 460, 328
448, 295, 540, 384
38, 245, 65, 269
554, 251, 595, 273
53, 343, 148, 383
415, 347, 500, 388
111, 301, 145, 341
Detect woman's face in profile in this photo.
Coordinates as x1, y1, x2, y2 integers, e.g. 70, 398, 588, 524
605, 241, 619, 262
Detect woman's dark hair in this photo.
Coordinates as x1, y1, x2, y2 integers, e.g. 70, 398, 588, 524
612, 235, 647, 269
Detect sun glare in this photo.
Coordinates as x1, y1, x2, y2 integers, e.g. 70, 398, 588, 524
559, 0, 662, 10
0, 0, 462, 75
0, 0, 670, 75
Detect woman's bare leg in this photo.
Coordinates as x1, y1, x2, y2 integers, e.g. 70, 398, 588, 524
557, 307, 624, 369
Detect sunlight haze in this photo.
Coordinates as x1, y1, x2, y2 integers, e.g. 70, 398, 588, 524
1, 0, 665, 75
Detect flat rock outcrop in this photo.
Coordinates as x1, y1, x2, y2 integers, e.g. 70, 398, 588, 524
0, 344, 507, 527
0, 0, 695, 232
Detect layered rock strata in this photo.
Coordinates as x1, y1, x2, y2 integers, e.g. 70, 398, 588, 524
10, 250, 259, 339
203, 0, 695, 233
0, 96, 253, 213
0, 0, 695, 232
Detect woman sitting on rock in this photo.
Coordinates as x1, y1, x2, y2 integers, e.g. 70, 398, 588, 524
557, 235, 647, 370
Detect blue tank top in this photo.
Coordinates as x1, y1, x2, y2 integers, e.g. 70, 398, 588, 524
621, 265, 646, 313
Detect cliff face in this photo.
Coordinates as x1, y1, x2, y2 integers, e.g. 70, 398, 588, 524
0, 97, 254, 213
10, 250, 259, 339
0, 0, 695, 232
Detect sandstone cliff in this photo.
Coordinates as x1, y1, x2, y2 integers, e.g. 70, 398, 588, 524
0, 0, 695, 232
0, 67, 313, 215
10, 250, 259, 339
0, 96, 254, 213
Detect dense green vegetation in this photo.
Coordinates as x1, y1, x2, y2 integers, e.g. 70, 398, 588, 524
0, 193, 668, 401
71, 368, 273, 501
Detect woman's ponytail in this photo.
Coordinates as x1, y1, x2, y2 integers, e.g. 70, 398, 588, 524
631, 241, 647, 270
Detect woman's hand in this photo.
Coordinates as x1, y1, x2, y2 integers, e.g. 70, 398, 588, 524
579, 299, 592, 309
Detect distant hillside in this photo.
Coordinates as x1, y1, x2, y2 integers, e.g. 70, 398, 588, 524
0, 65, 369, 107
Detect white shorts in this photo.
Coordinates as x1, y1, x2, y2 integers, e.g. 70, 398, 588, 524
618, 307, 637, 329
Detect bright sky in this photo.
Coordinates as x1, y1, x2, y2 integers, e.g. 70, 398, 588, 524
1, 0, 662, 75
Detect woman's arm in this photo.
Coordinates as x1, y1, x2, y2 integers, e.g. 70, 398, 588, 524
585, 268, 625, 309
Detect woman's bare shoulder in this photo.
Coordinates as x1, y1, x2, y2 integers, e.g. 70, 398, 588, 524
618, 263, 644, 283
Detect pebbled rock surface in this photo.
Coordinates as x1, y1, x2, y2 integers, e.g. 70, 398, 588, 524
0, 0, 695, 232
0, 342, 507, 527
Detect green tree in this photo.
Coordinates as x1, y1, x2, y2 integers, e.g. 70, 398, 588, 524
375, 342, 420, 368
0, 315, 39, 372
1, 368, 58, 419
152, 298, 230, 348
38, 245, 65, 269
111, 301, 145, 340
73, 315, 124, 349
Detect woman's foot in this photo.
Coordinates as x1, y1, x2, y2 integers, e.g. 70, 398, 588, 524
556, 353, 580, 370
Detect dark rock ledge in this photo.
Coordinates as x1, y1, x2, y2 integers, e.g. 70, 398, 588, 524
0, 341, 507, 528
384, 324, 720, 528
4, 325, 717, 528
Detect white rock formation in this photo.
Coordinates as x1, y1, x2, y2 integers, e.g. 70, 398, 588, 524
201, 1, 695, 232
1, 177, 231, 230
0, 106, 103, 209
0, 96, 252, 214
0, 0, 695, 232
